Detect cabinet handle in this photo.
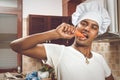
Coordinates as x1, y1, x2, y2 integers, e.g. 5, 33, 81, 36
66, 40, 69, 44
48, 40, 51, 43
45, 40, 51, 43
45, 40, 48, 43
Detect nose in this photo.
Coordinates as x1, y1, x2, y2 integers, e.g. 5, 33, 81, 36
84, 26, 91, 32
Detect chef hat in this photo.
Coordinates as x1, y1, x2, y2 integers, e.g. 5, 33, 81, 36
72, 0, 111, 35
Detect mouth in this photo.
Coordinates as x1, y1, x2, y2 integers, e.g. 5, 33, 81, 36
79, 34, 88, 40
75, 30, 89, 40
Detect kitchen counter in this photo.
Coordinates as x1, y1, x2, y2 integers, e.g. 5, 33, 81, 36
0, 73, 25, 80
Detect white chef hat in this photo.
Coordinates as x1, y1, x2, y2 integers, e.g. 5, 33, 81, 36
72, 0, 111, 35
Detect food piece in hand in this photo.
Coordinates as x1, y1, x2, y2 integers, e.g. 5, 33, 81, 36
75, 30, 85, 38
38, 71, 49, 79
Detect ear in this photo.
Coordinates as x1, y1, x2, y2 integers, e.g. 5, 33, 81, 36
95, 32, 99, 38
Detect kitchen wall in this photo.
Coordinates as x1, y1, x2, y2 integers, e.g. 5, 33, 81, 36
22, 0, 62, 74
92, 41, 120, 80
22, 0, 120, 80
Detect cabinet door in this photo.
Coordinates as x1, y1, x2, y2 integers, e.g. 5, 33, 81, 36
29, 15, 49, 35
0, 0, 22, 73
29, 15, 74, 46
62, 0, 85, 16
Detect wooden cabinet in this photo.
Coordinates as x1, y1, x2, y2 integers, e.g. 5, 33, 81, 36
29, 15, 49, 34
29, 14, 74, 46
0, 0, 22, 73
62, 0, 85, 16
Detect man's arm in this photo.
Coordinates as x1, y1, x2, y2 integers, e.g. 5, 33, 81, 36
10, 29, 59, 59
105, 74, 114, 80
10, 23, 75, 59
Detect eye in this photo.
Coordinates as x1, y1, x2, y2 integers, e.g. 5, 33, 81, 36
80, 21, 88, 27
91, 24, 99, 30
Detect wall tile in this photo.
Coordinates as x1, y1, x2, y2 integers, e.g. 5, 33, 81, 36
92, 41, 120, 80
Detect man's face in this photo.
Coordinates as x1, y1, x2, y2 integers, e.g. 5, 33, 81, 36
74, 19, 99, 46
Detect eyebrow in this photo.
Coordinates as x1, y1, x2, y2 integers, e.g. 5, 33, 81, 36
81, 20, 99, 26
81, 20, 87, 23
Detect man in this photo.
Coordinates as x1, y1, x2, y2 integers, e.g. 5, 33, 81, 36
10, 0, 114, 80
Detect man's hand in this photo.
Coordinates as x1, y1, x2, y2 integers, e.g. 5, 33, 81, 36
56, 23, 76, 39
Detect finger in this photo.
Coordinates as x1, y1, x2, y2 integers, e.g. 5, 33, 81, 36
67, 25, 76, 34
63, 26, 68, 32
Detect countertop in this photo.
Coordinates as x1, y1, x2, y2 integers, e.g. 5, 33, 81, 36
0, 73, 25, 80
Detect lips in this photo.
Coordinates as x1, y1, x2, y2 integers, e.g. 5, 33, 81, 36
75, 30, 89, 40
75, 30, 85, 38
83, 33, 89, 39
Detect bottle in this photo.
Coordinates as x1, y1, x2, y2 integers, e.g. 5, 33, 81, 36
17, 66, 21, 73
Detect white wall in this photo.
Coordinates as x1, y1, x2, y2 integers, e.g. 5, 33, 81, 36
23, 0, 62, 18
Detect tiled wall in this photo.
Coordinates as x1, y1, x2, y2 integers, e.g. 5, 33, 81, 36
22, 55, 42, 74
92, 40, 120, 80
22, 40, 120, 80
